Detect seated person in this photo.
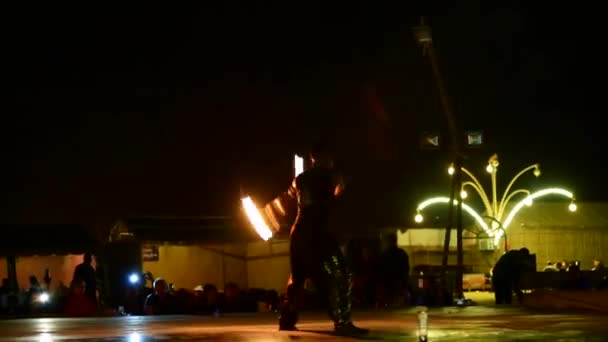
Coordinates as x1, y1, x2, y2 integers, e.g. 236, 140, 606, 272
560, 265, 592, 290
64, 279, 97, 317
144, 278, 177, 315
202, 284, 221, 314
599, 277, 608, 290
543, 261, 559, 272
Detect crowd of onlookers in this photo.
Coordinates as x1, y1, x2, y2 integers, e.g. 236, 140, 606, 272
491, 250, 608, 305
0, 234, 412, 316
3, 246, 606, 316
124, 276, 280, 316
542, 258, 605, 273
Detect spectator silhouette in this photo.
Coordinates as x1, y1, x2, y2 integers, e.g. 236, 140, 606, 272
376, 233, 410, 307
64, 279, 97, 317
144, 278, 177, 315
73, 253, 97, 305
492, 248, 530, 304
560, 264, 592, 290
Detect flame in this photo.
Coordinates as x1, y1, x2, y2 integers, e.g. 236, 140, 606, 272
241, 196, 273, 241
264, 204, 281, 231
273, 197, 286, 216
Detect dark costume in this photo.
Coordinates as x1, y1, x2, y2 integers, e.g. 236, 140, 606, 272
278, 165, 360, 333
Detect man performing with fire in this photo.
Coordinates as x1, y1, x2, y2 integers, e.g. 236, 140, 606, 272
278, 144, 367, 336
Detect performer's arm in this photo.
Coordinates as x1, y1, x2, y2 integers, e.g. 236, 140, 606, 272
333, 171, 346, 197
287, 177, 297, 199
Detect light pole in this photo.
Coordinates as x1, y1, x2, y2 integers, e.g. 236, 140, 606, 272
415, 154, 577, 247
413, 16, 465, 299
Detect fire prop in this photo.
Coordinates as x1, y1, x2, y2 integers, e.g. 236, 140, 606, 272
241, 154, 302, 240
241, 196, 273, 241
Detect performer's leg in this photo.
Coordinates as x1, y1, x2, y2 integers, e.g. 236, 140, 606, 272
322, 253, 351, 325
279, 274, 304, 330
320, 250, 368, 334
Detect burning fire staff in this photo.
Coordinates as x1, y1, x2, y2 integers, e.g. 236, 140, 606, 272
277, 144, 367, 335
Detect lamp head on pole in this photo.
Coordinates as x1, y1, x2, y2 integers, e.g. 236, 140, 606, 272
448, 164, 455, 176
533, 164, 541, 177
487, 154, 499, 173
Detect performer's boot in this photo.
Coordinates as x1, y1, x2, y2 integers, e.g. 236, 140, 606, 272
323, 254, 369, 336
278, 283, 299, 331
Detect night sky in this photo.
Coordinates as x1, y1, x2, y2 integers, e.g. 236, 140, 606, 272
3, 3, 605, 231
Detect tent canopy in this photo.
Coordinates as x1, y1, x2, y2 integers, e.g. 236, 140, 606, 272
115, 216, 259, 244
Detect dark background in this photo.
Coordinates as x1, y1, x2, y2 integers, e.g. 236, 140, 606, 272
2, 3, 604, 232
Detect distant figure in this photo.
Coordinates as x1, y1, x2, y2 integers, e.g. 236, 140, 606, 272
43, 269, 52, 290
73, 253, 97, 305
144, 278, 177, 315
0, 278, 9, 296
64, 279, 97, 317
492, 248, 530, 304
543, 261, 559, 272
223, 282, 241, 312
376, 233, 410, 307
203, 283, 220, 313
567, 260, 581, 272
560, 264, 592, 290
592, 259, 605, 272
26, 276, 43, 306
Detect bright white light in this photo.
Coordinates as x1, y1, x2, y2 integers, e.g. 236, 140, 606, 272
569, 202, 577, 212
486, 164, 493, 173
129, 273, 139, 284
241, 196, 273, 241
416, 197, 491, 236
39, 292, 49, 303
448, 166, 455, 175
524, 196, 533, 206
415, 214, 423, 223
494, 187, 575, 246
460, 190, 468, 199
129, 333, 142, 342
294, 155, 304, 178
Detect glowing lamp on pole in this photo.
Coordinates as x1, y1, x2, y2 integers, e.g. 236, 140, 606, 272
415, 154, 577, 250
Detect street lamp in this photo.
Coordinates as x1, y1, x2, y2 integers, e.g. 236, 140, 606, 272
414, 154, 576, 248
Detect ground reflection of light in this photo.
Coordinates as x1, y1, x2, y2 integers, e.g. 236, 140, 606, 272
38, 321, 53, 333
39, 333, 53, 342
129, 332, 142, 342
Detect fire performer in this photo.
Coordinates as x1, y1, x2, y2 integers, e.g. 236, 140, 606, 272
278, 144, 367, 335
